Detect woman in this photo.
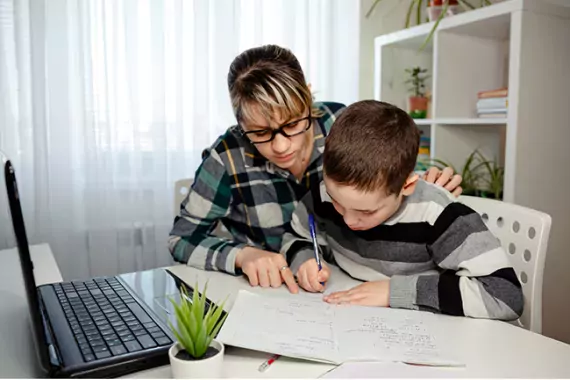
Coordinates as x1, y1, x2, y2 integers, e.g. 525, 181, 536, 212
168, 44, 462, 294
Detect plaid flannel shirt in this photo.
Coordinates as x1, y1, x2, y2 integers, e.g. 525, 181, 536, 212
168, 101, 346, 274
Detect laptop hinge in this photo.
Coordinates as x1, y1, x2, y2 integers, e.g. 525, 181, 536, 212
38, 290, 62, 368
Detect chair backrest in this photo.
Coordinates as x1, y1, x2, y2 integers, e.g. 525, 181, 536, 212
173, 178, 232, 239
458, 195, 552, 333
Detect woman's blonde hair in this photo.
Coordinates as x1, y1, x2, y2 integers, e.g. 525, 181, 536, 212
227, 45, 320, 126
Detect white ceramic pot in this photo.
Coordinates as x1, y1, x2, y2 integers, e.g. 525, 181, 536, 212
169, 340, 225, 379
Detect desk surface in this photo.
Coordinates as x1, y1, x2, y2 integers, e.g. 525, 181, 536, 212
2, 244, 570, 378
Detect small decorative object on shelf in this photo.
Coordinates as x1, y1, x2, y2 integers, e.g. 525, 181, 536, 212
167, 282, 228, 379
405, 66, 430, 119
428, 0, 444, 22
428, 0, 459, 21
476, 87, 508, 118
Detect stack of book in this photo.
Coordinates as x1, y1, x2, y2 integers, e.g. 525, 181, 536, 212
476, 88, 508, 118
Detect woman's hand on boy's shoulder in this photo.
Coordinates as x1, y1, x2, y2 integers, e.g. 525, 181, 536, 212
323, 280, 390, 307
423, 166, 463, 197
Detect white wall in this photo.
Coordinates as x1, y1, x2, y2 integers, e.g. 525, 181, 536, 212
359, 0, 425, 100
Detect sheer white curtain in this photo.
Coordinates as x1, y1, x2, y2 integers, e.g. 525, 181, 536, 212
0, 0, 359, 280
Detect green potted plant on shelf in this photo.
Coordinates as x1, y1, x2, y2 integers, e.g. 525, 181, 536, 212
365, 0, 494, 50
405, 66, 430, 119
167, 282, 228, 379
421, 149, 504, 199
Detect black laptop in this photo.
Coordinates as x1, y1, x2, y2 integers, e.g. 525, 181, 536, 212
2, 155, 222, 378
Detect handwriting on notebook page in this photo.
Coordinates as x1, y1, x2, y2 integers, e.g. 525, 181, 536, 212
217, 290, 458, 366
217, 291, 340, 363
335, 307, 443, 364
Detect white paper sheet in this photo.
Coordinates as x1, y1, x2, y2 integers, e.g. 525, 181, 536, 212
216, 290, 460, 366
320, 361, 469, 379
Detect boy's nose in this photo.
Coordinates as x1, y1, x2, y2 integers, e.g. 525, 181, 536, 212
343, 214, 359, 228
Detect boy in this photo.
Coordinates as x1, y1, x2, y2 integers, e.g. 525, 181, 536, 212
280, 100, 523, 320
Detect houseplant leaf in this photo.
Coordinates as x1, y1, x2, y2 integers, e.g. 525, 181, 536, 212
420, 0, 449, 51
417, 0, 424, 26
405, 0, 416, 28
365, 0, 384, 18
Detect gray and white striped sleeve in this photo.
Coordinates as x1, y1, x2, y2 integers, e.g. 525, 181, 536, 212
389, 202, 524, 321
280, 193, 329, 274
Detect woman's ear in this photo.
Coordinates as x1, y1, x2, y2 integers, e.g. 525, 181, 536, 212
402, 173, 420, 196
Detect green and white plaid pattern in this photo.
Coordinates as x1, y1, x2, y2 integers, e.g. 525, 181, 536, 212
168, 102, 346, 274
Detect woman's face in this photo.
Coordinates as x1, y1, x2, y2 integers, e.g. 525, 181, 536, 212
240, 105, 314, 172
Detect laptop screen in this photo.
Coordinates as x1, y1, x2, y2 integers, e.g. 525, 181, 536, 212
3, 157, 51, 371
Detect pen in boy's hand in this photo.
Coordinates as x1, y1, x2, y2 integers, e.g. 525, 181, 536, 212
308, 214, 325, 286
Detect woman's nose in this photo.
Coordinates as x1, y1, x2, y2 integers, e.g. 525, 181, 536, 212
271, 132, 290, 154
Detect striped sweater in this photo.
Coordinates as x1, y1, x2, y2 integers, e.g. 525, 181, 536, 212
281, 180, 524, 321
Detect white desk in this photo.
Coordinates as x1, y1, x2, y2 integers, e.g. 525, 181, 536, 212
2, 244, 570, 378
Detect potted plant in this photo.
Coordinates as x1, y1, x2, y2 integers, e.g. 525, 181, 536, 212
167, 282, 229, 379
365, 0, 495, 50
420, 149, 504, 199
405, 66, 430, 119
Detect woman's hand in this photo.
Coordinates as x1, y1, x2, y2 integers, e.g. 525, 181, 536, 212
323, 280, 390, 307
423, 166, 463, 197
235, 246, 299, 293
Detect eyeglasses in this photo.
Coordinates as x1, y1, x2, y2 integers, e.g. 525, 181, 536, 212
240, 114, 313, 144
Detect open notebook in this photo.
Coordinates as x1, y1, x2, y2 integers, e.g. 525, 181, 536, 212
217, 290, 461, 367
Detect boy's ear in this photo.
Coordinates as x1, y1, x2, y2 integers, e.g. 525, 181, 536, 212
402, 173, 420, 196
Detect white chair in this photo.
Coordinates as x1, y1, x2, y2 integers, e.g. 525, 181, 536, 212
174, 178, 232, 239
458, 195, 552, 334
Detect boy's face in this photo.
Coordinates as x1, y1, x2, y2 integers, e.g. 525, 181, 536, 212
323, 174, 418, 231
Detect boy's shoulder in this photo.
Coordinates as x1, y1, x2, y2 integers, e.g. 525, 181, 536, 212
389, 179, 458, 226
408, 179, 456, 206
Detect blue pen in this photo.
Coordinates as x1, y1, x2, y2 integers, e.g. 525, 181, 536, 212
308, 214, 325, 286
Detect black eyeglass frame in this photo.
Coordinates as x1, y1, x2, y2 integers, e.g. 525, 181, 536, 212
239, 113, 313, 144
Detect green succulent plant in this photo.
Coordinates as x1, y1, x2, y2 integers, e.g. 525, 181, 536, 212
167, 282, 228, 359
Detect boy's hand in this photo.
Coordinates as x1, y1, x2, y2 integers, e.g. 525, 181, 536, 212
296, 259, 330, 293
323, 280, 390, 307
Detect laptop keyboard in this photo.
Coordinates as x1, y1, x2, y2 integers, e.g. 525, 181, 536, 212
53, 277, 172, 362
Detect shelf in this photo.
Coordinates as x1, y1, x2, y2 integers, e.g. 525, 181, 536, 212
414, 118, 507, 125
374, 1, 519, 50
374, 23, 433, 51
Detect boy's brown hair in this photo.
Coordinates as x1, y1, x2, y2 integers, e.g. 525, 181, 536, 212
323, 100, 420, 196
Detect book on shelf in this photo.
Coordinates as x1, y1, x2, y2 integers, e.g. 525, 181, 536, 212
477, 96, 508, 110
478, 87, 508, 99
477, 107, 507, 114
477, 112, 507, 118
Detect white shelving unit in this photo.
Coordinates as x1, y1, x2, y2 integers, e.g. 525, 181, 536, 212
374, 0, 570, 342
413, 118, 507, 125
